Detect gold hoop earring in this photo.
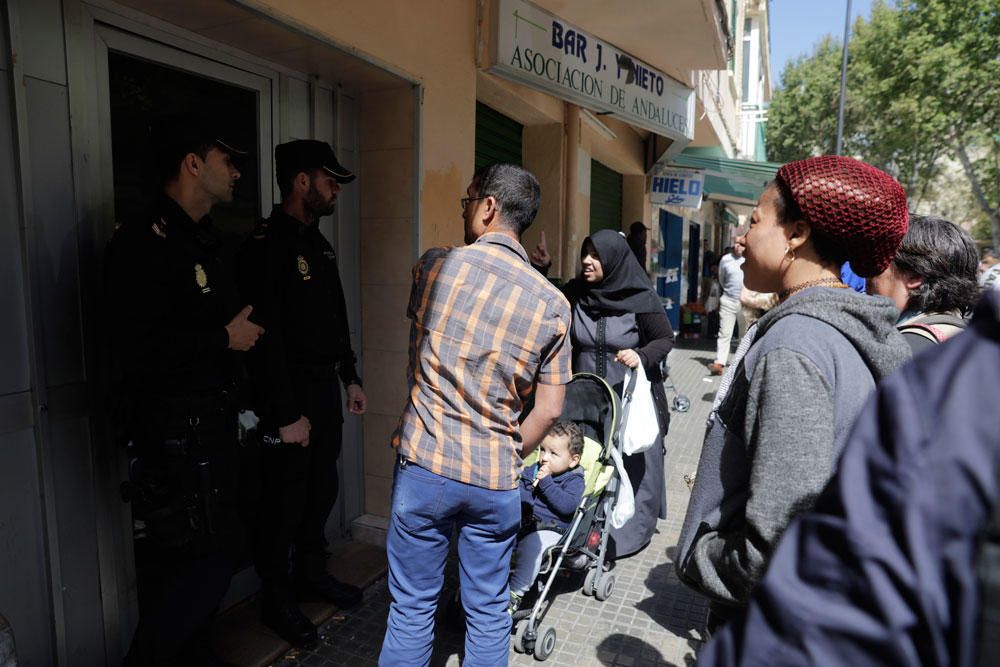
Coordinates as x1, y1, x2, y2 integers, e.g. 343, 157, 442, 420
785, 246, 796, 262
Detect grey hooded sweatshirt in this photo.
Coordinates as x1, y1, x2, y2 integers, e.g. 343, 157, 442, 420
676, 286, 911, 610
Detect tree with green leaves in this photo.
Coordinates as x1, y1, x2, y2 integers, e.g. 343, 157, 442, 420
768, 0, 1000, 247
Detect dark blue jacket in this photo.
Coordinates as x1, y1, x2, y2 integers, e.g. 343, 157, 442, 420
520, 465, 585, 531
699, 291, 1000, 666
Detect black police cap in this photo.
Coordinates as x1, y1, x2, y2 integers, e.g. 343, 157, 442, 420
275, 140, 355, 184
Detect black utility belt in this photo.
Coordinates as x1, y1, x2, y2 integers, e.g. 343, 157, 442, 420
149, 387, 237, 414
288, 362, 340, 381
139, 395, 237, 434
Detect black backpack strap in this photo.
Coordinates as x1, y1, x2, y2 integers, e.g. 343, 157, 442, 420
898, 323, 944, 344
899, 314, 968, 344
913, 313, 968, 329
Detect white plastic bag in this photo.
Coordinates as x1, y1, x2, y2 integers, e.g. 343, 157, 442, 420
622, 365, 660, 456
609, 447, 634, 529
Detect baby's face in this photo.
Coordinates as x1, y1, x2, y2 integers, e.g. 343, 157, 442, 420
538, 434, 580, 476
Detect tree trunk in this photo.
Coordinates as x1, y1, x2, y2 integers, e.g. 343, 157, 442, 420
955, 142, 1000, 249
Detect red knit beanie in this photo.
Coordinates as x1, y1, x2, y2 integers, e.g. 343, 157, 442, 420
775, 155, 909, 277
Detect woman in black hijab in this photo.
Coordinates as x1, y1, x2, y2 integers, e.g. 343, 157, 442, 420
563, 229, 675, 558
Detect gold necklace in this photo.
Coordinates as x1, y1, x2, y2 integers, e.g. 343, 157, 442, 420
779, 277, 850, 301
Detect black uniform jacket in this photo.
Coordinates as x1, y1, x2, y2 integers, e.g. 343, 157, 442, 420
106, 195, 242, 407
238, 207, 360, 429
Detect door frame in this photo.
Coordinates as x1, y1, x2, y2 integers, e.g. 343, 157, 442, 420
64, 1, 287, 658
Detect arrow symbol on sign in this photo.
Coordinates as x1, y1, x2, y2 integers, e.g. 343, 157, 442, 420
513, 9, 547, 40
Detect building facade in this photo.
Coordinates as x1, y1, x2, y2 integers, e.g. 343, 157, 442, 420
0, 0, 747, 663
656, 0, 777, 312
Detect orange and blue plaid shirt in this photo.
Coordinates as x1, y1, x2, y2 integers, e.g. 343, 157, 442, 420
391, 232, 572, 490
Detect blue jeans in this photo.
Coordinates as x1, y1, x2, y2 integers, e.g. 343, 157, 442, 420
379, 459, 520, 666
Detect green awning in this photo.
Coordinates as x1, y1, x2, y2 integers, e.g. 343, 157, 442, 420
671, 149, 783, 204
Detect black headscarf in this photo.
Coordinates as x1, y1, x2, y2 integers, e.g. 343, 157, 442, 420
565, 229, 663, 316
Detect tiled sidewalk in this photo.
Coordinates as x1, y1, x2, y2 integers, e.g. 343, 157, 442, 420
275, 341, 720, 667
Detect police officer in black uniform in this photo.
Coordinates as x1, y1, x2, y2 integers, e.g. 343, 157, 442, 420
238, 140, 366, 647
107, 116, 263, 666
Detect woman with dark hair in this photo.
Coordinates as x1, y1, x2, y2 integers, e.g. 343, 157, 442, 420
676, 156, 912, 631
561, 229, 674, 558
867, 214, 981, 352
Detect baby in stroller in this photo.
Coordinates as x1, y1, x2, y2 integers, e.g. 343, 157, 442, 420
509, 421, 586, 613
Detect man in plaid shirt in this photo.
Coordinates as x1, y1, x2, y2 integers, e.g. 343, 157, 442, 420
379, 164, 572, 666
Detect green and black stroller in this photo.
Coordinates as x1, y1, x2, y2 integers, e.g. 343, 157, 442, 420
512, 371, 633, 660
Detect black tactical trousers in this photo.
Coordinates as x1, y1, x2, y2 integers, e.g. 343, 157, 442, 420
255, 377, 343, 592
125, 409, 243, 667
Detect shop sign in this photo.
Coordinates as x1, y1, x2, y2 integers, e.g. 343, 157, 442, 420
489, 0, 695, 142
650, 169, 704, 208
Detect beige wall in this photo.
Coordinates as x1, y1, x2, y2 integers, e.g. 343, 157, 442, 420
358, 86, 416, 517
260, 0, 478, 251
521, 123, 566, 279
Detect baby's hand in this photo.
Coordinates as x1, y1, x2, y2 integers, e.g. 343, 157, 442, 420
534, 463, 551, 486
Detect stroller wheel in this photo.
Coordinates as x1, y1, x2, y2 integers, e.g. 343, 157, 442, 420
594, 573, 616, 601
673, 395, 691, 413
512, 621, 528, 654
533, 624, 557, 661
583, 567, 597, 596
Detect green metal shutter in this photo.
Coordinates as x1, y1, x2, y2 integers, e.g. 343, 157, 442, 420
475, 103, 523, 169
590, 159, 623, 234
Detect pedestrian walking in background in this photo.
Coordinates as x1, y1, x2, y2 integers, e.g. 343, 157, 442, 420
676, 155, 912, 633
867, 213, 981, 353
238, 140, 366, 648
379, 164, 572, 666
978, 248, 1000, 293
708, 238, 746, 375
626, 221, 649, 272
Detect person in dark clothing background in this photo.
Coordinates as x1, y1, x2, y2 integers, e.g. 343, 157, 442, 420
238, 140, 366, 648
108, 115, 263, 666
626, 221, 649, 271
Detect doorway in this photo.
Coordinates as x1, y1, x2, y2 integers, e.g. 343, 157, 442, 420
686, 222, 700, 304
98, 25, 276, 227
100, 28, 281, 619
107, 51, 261, 236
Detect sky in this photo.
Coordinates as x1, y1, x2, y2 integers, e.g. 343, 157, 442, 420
768, 0, 875, 87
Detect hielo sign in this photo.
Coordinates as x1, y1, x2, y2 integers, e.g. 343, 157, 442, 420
649, 169, 704, 208
488, 0, 695, 142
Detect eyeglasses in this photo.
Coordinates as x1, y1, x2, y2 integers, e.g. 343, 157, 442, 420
460, 196, 485, 209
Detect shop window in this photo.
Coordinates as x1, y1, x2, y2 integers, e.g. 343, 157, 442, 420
475, 102, 523, 169
589, 159, 623, 234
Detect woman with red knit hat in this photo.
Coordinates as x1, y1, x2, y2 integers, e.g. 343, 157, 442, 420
676, 155, 913, 633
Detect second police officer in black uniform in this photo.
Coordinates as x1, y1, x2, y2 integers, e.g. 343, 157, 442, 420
239, 140, 367, 647
108, 115, 264, 666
